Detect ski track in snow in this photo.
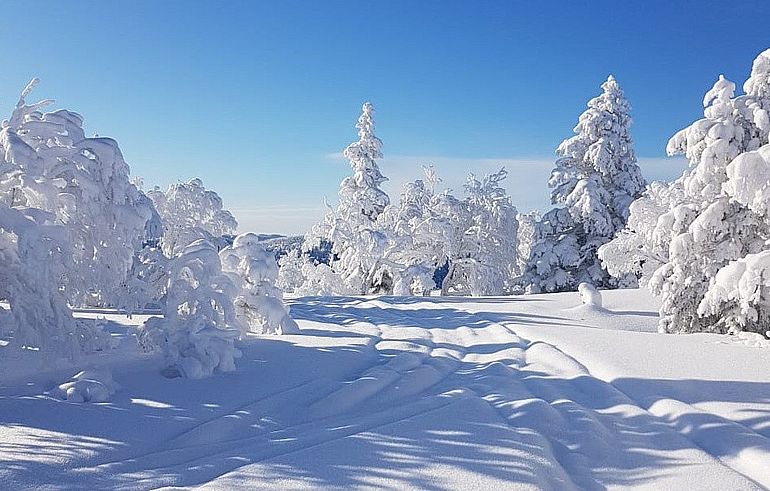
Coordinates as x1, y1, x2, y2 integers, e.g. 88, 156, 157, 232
2, 292, 770, 490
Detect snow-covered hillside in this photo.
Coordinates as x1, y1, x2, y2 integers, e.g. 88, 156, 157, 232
2, 289, 768, 490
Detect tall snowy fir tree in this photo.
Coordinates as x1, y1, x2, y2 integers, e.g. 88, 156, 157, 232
522, 76, 645, 292
307, 102, 392, 294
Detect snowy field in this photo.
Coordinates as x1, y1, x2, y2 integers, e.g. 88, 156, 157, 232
2, 288, 769, 490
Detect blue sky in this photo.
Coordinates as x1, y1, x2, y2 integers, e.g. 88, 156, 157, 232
0, 1, 767, 234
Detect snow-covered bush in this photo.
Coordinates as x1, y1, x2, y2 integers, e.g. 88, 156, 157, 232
138, 239, 241, 379
523, 76, 645, 293
374, 168, 448, 295
119, 245, 170, 312
393, 264, 436, 296
0, 79, 156, 309
516, 211, 541, 280
148, 178, 237, 257
295, 262, 356, 296
220, 233, 298, 335
278, 238, 359, 297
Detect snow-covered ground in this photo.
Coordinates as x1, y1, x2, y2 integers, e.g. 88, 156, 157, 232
2, 289, 769, 490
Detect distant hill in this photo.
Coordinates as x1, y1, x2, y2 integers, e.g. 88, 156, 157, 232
259, 234, 304, 258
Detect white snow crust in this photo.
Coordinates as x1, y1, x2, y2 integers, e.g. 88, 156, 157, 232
2, 289, 769, 490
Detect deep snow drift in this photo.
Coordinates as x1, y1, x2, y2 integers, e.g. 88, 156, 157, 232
1, 289, 769, 490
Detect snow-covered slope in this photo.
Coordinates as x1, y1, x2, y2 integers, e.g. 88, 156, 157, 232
1, 289, 769, 489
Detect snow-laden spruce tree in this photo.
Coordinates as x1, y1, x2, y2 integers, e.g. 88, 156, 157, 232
0, 79, 156, 309
308, 102, 391, 294
698, 144, 770, 334
148, 178, 238, 257
219, 233, 299, 335
522, 76, 645, 292
139, 238, 241, 379
640, 50, 770, 333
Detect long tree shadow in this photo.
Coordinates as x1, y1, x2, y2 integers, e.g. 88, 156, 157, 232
290, 297, 580, 331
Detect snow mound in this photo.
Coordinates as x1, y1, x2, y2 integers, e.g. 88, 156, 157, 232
735, 331, 770, 348
578, 282, 602, 308
54, 368, 118, 403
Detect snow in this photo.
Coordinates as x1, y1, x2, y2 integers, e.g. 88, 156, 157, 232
2, 288, 769, 489
577, 282, 602, 308
53, 369, 118, 403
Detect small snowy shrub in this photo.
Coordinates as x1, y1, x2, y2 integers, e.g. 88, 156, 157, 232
276, 250, 307, 293
295, 262, 357, 296
393, 264, 436, 296
458, 169, 519, 296
220, 233, 299, 335
139, 239, 241, 379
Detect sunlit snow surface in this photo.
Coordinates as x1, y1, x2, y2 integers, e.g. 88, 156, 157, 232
1, 289, 769, 490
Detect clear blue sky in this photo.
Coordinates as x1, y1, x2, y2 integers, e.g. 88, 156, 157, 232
0, 1, 767, 234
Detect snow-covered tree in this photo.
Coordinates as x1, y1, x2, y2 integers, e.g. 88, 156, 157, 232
0, 205, 81, 360
0, 79, 157, 308
138, 239, 241, 379
644, 49, 770, 333
696, 144, 770, 334
516, 210, 541, 281
376, 166, 519, 296
522, 76, 646, 292
121, 246, 171, 312
598, 179, 686, 286
459, 169, 519, 295
276, 250, 307, 293
294, 262, 354, 297
219, 233, 299, 335
308, 102, 391, 294
148, 178, 238, 257
374, 167, 445, 295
